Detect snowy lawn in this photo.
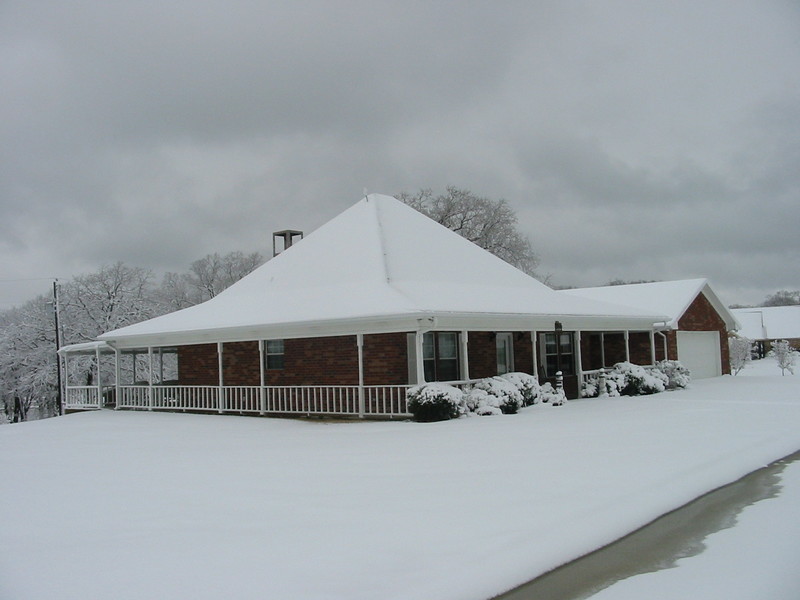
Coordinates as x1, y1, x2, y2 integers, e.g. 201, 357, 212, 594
589, 454, 800, 600
1, 360, 798, 600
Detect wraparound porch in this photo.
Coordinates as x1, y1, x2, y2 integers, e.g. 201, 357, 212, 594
60, 324, 671, 416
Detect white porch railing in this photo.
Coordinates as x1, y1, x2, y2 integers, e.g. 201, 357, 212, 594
65, 384, 416, 417
65, 380, 488, 417
65, 385, 115, 409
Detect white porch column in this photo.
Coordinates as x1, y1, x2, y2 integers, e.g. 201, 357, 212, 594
575, 330, 583, 386
460, 330, 470, 380
63, 351, 70, 406
217, 342, 224, 414
147, 347, 154, 410
114, 348, 121, 410
650, 330, 657, 365
600, 333, 606, 367
624, 330, 630, 363
357, 334, 365, 418
415, 331, 426, 384
95, 345, 102, 408
258, 340, 266, 415
531, 331, 538, 380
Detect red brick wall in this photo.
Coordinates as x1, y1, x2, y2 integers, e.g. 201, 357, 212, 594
266, 336, 359, 386
178, 333, 411, 387
677, 292, 731, 375
468, 332, 496, 379
178, 344, 219, 385
628, 331, 653, 364
513, 333, 534, 375
466, 331, 534, 378
363, 333, 409, 385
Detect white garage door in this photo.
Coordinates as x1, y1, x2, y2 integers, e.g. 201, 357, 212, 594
676, 331, 721, 379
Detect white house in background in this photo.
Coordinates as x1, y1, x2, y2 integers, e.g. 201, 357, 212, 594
731, 306, 800, 357
561, 279, 739, 379
59, 194, 674, 416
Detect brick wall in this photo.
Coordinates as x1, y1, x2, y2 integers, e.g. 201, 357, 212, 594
363, 332, 409, 385
468, 332, 496, 379
178, 331, 538, 387
467, 331, 535, 379
178, 333, 411, 387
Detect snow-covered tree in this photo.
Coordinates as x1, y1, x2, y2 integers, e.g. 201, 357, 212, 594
729, 336, 754, 375
184, 251, 264, 302
397, 187, 540, 277
0, 296, 60, 422
770, 340, 798, 375
762, 290, 800, 306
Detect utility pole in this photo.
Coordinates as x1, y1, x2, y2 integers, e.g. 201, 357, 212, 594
53, 279, 63, 416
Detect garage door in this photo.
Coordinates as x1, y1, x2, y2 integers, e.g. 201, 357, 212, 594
676, 331, 721, 379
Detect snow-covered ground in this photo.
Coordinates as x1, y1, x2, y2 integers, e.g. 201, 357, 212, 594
1, 359, 798, 600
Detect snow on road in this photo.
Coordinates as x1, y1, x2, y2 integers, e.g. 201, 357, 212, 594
1, 359, 798, 600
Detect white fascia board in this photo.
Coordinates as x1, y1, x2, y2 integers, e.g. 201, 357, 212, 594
58, 340, 115, 356
103, 311, 670, 350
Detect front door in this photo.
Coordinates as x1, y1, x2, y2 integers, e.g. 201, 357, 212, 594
540, 331, 579, 398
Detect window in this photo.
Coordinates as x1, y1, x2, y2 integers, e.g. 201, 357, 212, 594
542, 332, 574, 377
496, 332, 514, 375
265, 339, 285, 370
423, 332, 460, 382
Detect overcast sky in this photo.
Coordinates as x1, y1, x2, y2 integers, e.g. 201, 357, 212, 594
2, 0, 798, 309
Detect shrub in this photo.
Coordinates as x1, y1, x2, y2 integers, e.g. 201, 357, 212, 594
539, 382, 567, 406
465, 388, 504, 416
406, 383, 465, 422
581, 371, 621, 398
655, 360, 690, 389
613, 362, 667, 395
499, 372, 541, 406
472, 377, 523, 414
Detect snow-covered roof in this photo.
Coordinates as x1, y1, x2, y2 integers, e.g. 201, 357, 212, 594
98, 194, 669, 349
57, 340, 115, 356
731, 306, 800, 340
560, 279, 739, 331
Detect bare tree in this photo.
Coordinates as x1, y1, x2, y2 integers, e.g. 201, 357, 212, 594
184, 251, 265, 302
397, 187, 540, 277
762, 290, 800, 306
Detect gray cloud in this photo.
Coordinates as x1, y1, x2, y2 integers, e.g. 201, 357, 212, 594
0, 0, 798, 309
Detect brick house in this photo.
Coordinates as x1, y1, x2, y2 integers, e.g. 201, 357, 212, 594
61, 194, 677, 415
562, 279, 739, 379
731, 306, 800, 357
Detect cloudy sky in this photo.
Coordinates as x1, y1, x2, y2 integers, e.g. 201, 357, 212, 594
2, 0, 798, 308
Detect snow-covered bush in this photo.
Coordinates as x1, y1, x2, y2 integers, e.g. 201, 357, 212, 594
613, 362, 667, 395
770, 340, 798, 376
465, 388, 503, 416
406, 383, 465, 422
655, 360, 691, 389
499, 372, 540, 406
539, 382, 567, 406
581, 371, 621, 398
728, 336, 753, 376
471, 377, 523, 414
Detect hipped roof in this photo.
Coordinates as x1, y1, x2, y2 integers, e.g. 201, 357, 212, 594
561, 279, 739, 331
98, 194, 667, 349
